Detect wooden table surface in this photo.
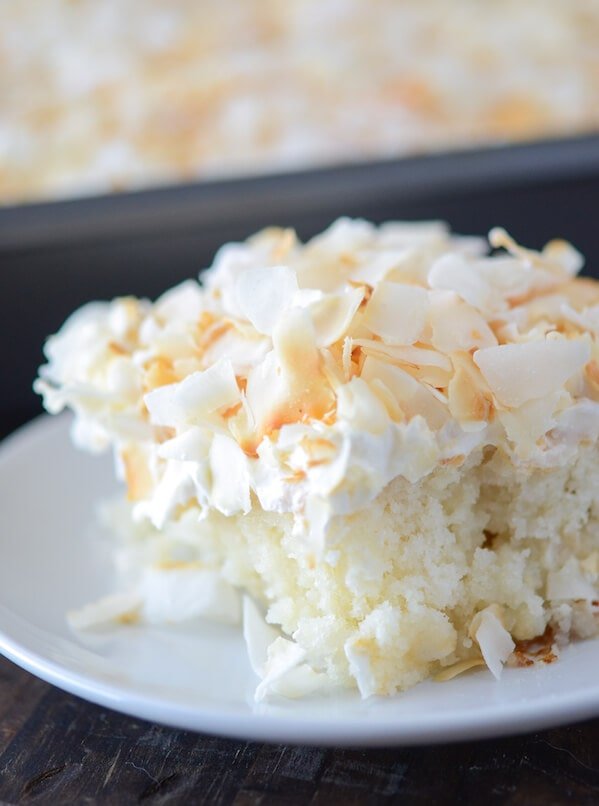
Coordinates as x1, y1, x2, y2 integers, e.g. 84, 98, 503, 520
1, 656, 599, 804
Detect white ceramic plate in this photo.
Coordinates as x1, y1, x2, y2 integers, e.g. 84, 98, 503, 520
1, 414, 598, 746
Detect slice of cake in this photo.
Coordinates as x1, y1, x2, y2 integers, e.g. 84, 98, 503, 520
35, 218, 599, 699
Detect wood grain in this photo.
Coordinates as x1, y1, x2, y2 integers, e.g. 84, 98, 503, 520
1, 657, 599, 804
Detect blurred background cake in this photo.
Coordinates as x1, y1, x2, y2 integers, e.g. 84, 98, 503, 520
1, 0, 598, 204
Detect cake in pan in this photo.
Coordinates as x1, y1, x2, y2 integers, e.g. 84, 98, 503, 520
36, 219, 599, 699
3, 0, 599, 203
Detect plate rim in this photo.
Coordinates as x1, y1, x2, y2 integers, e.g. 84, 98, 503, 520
1, 415, 599, 747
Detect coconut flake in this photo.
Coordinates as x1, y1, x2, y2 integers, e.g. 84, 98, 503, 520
447, 352, 493, 430
243, 596, 281, 677
269, 665, 332, 699
254, 637, 307, 702
308, 287, 364, 347
471, 606, 515, 680
235, 265, 298, 335
369, 378, 405, 422
428, 254, 497, 314
158, 427, 212, 462
155, 280, 204, 323
434, 657, 486, 682
361, 356, 449, 429
543, 239, 584, 276
490, 228, 583, 279
67, 591, 142, 631
429, 291, 497, 353
354, 338, 452, 387
344, 637, 378, 698
246, 307, 334, 439
135, 460, 197, 529
498, 390, 567, 456
561, 303, 599, 337
362, 282, 428, 345
140, 566, 241, 625
354, 339, 451, 371
474, 338, 591, 409
144, 359, 240, 427
209, 433, 251, 515
348, 248, 412, 286
342, 336, 353, 381
201, 327, 271, 375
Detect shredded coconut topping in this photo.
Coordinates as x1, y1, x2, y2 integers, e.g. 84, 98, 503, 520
36, 218, 599, 544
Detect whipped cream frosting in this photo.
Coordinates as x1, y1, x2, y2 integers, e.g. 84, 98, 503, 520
36, 218, 599, 545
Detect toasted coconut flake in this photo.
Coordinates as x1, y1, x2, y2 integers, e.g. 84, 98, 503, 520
428, 254, 496, 314
155, 280, 204, 323
228, 394, 258, 455
354, 338, 452, 387
354, 338, 451, 371
235, 265, 298, 335
308, 287, 364, 347
543, 239, 584, 276
144, 359, 240, 427
108, 297, 145, 342
499, 390, 567, 456
320, 347, 345, 391
67, 591, 142, 631
348, 249, 411, 286
247, 308, 335, 441
470, 605, 515, 680
245, 351, 288, 444
202, 327, 271, 376
447, 352, 493, 430
490, 228, 582, 278
562, 304, 599, 337
362, 282, 428, 345
488, 227, 535, 265
361, 356, 449, 429
248, 227, 298, 262
121, 444, 154, 501
342, 337, 353, 382
434, 657, 486, 682
369, 378, 405, 422
429, 291, 497, 353
560, 279, 599, 310
474, 338, 591, 409
143, 356, 177, 392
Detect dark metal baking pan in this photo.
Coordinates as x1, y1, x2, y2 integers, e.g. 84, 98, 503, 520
2, 133, 599, 438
